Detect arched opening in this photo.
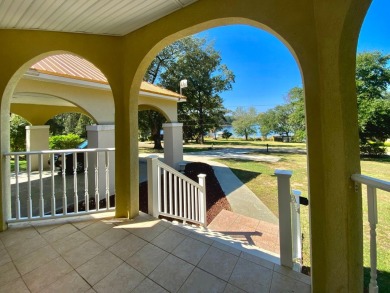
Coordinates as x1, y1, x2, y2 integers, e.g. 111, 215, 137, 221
134, 20, 307, 271
357, 1, 390, 289
1, 52, 116, 221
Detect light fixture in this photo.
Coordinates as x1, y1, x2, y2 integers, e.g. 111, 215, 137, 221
179, 79, 187, 101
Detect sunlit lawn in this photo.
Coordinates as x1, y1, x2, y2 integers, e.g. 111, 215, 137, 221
215, 150, 390, 291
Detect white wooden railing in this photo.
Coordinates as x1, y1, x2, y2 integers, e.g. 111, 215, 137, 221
352, 173, 390, 293
275, 170, 303, 271
3, 148, 115, 223
147, 156, 207, 226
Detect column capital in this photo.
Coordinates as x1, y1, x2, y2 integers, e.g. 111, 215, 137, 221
162, 123, 183, 128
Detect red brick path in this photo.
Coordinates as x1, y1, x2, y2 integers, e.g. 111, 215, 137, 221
207, 209, 280, 255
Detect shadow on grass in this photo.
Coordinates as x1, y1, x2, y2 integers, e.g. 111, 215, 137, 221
361, 155, 390, 163
364, 267, 390, 293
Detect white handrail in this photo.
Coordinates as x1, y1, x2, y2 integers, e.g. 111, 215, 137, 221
352, 173, 390, 293
4, 147, 115, 156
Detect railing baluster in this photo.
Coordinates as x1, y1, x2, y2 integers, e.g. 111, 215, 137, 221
183, 181, 187, 219
51, 153, 56, 216
105, 151, 110, 209
191, 185, 195, 221
62, 152, 67, 215
15, 155, 21, 220
73, 153, 78, 213
179, 178, 182, 217
187, 183, 190, 219
26, 155, 32, 219
169, 172, 173, 214
84, 152, 89, 212
174, 175, 178, 216
157, 166, 161, 212
39, 154, 44, 217
95, 152, 99, 211
163, 169, 167, 213
367, 186, 378, 293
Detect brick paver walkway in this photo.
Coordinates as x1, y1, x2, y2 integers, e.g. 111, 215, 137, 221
208, 209, 280, 255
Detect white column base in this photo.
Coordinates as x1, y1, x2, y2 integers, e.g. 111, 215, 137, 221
162, 123, 183, 170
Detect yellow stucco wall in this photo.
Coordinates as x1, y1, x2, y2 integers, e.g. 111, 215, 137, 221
0, 0, 372, 291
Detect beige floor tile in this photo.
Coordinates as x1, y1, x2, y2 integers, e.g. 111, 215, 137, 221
93, 226, 129, 248
198, 246, 238, 281
149, 254, 194, 293
273, 264, 311, 285
212, 241, 241, 256
0, 262, 20, 286
51, 230, 91, 255
270, 272, 311, 293
14, 245, 59, 275
0, 248, 12, 266
0, 239, 4, 250
0, 227, 39, 247
132, 278, 168, 293
76, 250, 123, 286
240, 251, 275, 270
126, 243, 169, 275
151, 229, 186, 252
229, 258, 273, 293
130, 221, 168, 242
81, 221, 114, 239
22, 257, 73, 293
93, 262, 145, 293
33, 221, 62, 234
108, 233, 147, 260
169, 224, 192, 236
172, 237, 210, 265
40, 270, 91, 293
188, 230, 214, 245
62, 239, 105, 268
41, 223, 79, 243
0, 277, 29, 293
7, 234, 47, 260
224, 283, 246, 293
178, 268, 227, 293
72, 219, 97, 230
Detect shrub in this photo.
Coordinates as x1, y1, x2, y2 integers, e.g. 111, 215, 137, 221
49, 134, 83, 150
222, 129, 232, 140
360, 141, 387, 157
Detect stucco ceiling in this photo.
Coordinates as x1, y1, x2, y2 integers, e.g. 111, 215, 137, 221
0, 0, 197, 36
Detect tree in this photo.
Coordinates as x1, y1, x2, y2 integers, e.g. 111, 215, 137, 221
10, 114, 30, 151
138, 110, 166, 149
159, 37, 234, 144
356, 51, 390, 155
222, 129, 232, 140
75, 114, 94, 138
286, 87, 306, 142
258, 104, 294, 139
231, 107, 258, 140
142, 42, 187, 148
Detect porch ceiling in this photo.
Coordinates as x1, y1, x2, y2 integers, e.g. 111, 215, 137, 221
0, 0, 197, 36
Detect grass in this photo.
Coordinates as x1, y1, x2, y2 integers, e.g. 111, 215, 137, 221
215, 149, 390, 291
10, 159, 27, 172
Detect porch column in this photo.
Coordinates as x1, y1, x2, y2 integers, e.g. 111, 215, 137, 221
163, 123, 183, 169
86, 125, 115, 197
25, 125, 50, 171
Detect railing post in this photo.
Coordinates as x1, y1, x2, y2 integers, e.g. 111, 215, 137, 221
291, 189, 302, 270
275, 169, 293, 268
367, 186, 378, 293
147, 155, 159, 217
198, 174, 207, 226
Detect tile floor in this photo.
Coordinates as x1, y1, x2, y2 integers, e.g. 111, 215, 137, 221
208, 210, 280, 255
0, 212, 310, 293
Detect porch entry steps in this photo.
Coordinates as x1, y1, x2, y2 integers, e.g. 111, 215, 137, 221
147, 156, 207, 226
3, 148, 115, 223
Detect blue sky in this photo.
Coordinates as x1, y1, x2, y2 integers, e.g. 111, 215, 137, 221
196, 1, 389, 113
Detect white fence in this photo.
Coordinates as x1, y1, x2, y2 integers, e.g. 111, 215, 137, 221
3, 148, 115, 223
147, 156, 207, 226
275, 170, 303, 271
352, 174, 390, 293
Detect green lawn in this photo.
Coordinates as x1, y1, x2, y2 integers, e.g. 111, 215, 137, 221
215, 149, 390, 291
10, 159, 27, 172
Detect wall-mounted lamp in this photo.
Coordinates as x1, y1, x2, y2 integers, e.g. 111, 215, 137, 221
179, 79, 187, 101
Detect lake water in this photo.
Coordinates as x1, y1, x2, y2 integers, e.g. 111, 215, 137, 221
211, 125, 262, 139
